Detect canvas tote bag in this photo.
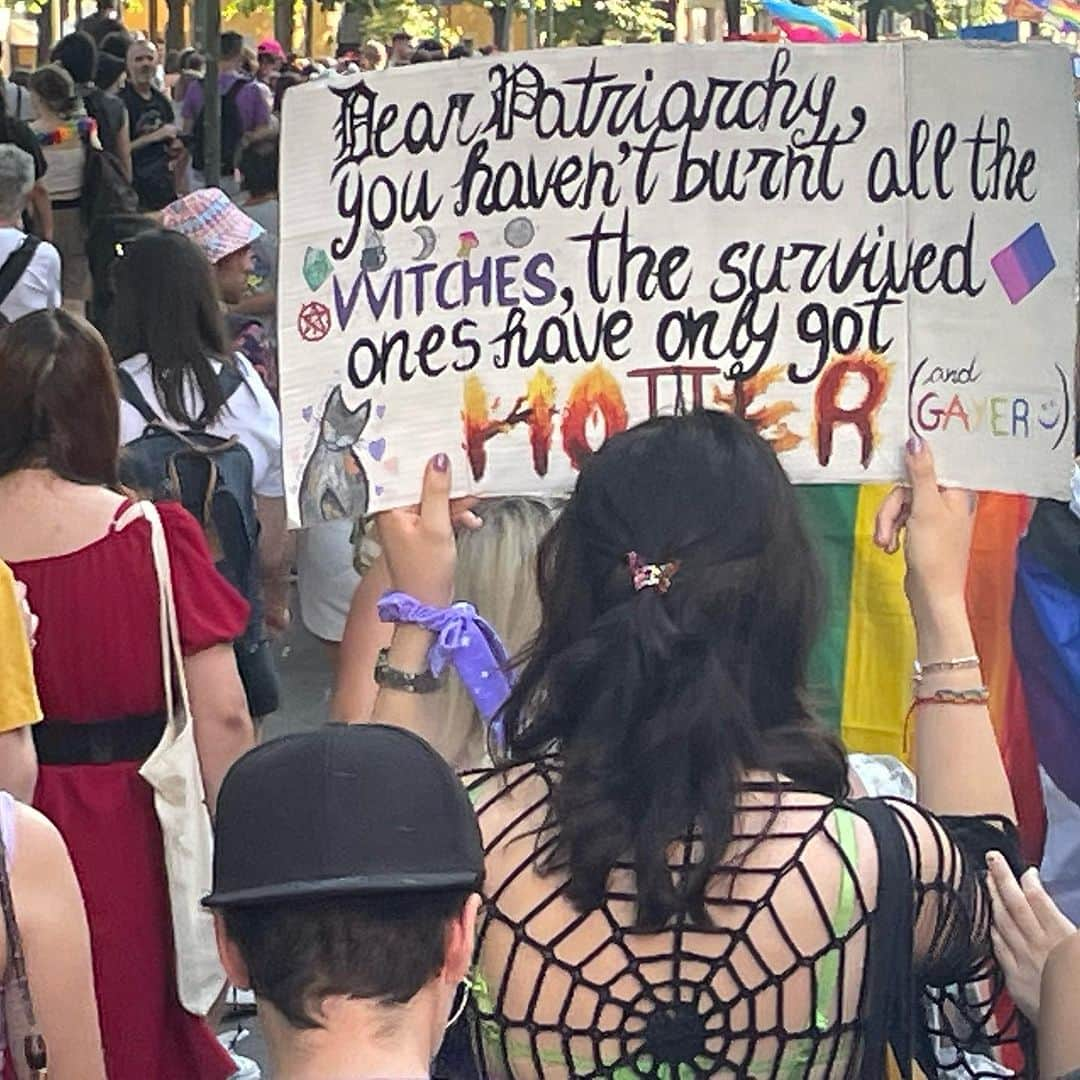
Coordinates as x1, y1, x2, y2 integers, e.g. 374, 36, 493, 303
135, 500, 226, 1016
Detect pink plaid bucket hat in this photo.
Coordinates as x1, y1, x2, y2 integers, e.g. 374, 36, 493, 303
161, 188, 264, 265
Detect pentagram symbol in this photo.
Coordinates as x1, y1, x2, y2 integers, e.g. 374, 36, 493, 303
298, 301, 331, 342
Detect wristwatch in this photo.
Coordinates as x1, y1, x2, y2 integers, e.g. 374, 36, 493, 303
374, 647, 445, 694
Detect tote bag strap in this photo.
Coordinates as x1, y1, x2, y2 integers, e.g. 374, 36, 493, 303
127, 500, 194, 734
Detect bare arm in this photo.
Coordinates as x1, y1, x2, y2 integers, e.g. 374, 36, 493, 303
184, 644, 254, 813
0, 728, 37, 804
333, 555, 392, 723
28, 182, 52, 242
1040, 931, 1080, 1077
130, 123, 176, 153
7, 804, 105, 1079
255, 495, 291, 635
874, 440, 1015, 822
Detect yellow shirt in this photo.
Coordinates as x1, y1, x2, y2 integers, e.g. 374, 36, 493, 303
0, 561, 41, 733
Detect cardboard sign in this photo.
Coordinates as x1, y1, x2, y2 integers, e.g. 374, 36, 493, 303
279, 42, 1078, 526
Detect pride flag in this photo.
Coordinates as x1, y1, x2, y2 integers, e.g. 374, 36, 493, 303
797, 486, 1050, 862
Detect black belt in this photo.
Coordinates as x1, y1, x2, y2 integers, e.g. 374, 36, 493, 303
52, 197, 82, 210
33, 714, 167, 766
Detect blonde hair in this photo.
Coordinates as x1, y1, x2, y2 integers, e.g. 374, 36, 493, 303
442, 496, 559, 769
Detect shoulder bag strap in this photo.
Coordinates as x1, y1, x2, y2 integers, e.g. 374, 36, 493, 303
137, 500, 193, 736
0, 235, 39, 309
218, 358, 245, 404
117, 367, 160, 427
0, 799, 48, 1078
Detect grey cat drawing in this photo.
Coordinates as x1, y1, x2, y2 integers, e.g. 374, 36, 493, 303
298, 386, 372, 523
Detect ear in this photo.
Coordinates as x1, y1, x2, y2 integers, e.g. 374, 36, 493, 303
213, 912, 253, 991
354, 398, 371, 433
441, 893, 481, 986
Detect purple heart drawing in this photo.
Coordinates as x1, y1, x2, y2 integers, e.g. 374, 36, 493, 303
375, 484, 385, 496
367, 437, 386, 461
301, 405, 313, 422
376, 404, 386, 419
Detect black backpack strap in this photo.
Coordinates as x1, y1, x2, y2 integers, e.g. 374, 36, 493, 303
218, 358, 245, 404
847, 797, 921, 1078
116, 367, 160, 426
0, 235, 39, 308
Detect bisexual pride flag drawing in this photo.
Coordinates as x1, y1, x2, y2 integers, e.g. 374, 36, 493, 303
991, 223, 1057, 304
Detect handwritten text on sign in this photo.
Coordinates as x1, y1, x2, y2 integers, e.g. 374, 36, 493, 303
279, 43, 1077, 525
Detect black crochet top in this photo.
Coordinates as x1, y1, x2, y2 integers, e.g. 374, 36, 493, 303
463, 760, 1033, 1079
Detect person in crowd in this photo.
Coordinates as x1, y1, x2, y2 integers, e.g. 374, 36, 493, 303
448, 41, 474, 59
368, 416, 1032, 1075
100, 27, 134, 62
50, 31, 131, 174
336, 497, 554, 764
28, 65, 98, 314
388, 30, 414, 65
161, 186, 276, 383
0, 308, 253, 1079
111, 227, 288, 720
94, 51, 126, 95
77, 0, 125, 45
358, 40, 386, 69
0, 792, 106, 1078
181, 31, 271, 193
204, 723, 483, 1080
0, 94, 52, 242
415, 36, 447, 60
0, 561, 41, 802
232, 134, 278, 390
122, 38, 181, 210
172, 46, 204, 107
0, 44, 32, 121
255, 38, 284, 116
163, 48, 182, 92
272, 69, 303, 116
0, 145, 61, 324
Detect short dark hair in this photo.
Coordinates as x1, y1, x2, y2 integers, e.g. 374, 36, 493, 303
100, 28, 132, 60
50, 31, 97, 85
223, 891, 469, 1029
95, 51, 125, 90
28, 65, 79, 118
0, 310, 120, 486
220, 31, 244, 61
238, 132, 278, 197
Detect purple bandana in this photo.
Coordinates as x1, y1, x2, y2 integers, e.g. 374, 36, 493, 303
376, 592, 514, 746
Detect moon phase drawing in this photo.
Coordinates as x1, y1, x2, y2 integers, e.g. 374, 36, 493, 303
504, 217, 535, 249
413, 225, 437, 260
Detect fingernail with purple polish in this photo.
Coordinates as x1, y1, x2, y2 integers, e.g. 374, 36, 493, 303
433, 453, 449, 473
906, 434, 923, 455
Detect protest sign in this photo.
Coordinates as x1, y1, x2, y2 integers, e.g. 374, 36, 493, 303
279, 42, 1078, 526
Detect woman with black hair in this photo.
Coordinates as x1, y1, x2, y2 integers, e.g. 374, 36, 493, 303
111, 228, 287, 721
371, 412, 1031, 1077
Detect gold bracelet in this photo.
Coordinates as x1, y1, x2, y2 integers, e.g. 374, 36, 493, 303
913, 686, 990, 707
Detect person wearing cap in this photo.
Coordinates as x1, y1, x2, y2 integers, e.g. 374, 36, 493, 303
205, 724, 483, 1080
255, 39, 284, 121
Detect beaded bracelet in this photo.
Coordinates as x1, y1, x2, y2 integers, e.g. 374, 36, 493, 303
913, 686, 990, 707
903, 685, 990, 754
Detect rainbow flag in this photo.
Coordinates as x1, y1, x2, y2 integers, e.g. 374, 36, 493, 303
797, 487, 1049, 861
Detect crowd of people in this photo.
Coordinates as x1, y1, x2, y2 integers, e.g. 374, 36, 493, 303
0, 18, 1076, 1080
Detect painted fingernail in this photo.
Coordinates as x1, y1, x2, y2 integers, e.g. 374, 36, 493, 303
906, 434, 923, 455
433, 453, 449, 473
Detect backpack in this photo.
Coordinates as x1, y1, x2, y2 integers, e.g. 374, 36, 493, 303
0, 235, 39, 326
192, 77, 247, 176
116, 364, 261, 614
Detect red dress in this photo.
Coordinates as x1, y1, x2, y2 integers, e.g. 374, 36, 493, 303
9, 500, 248, 1080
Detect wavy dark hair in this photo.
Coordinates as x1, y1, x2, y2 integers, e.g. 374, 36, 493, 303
109, 228, 230, 427
498, 410, 848, 929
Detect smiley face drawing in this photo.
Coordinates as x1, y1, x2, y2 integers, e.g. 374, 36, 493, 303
1038, 398, 1062, 431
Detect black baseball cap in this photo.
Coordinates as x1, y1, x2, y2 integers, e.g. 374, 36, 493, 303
204, 725, 484, 908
